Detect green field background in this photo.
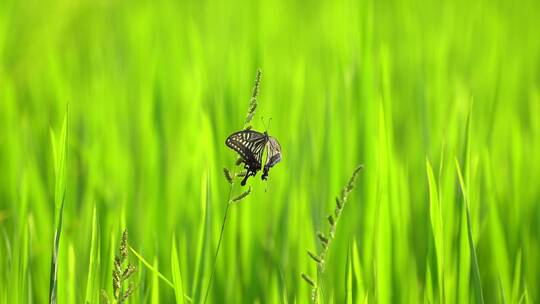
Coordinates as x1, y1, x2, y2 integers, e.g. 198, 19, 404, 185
1, 0, 539, 302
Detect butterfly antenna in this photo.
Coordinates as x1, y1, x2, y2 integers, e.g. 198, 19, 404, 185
259, 116, 273, 132
266, 117, 272, 133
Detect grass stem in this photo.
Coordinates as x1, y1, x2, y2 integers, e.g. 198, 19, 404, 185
203, 69, 261, 303
129, 246, 174, 289
202, 183, 235, 304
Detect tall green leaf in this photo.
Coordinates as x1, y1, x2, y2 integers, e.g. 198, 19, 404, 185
171, 236, 186, 304
193, 173, 211, 302
84, 205, 99, 303
352, 239, 365, 302
151, 256, 160, 304
426, 159, 444, 303
455, 159, 484, 304
48, 112, 68, 304
345, 242, 353, 304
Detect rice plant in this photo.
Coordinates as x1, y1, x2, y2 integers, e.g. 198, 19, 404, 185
48, 112, 68, 304
302, 165, 363, 303
100, 229, 137, 304
1, 0, 539, 302
203, 69, 261, 303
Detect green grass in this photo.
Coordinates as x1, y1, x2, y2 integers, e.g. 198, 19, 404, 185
1, 0, 539, 302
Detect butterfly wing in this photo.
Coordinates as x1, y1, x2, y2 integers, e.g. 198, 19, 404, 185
226, 130, 268, 185
262, 136, 282, 180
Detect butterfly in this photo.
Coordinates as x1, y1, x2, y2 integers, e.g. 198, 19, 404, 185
225, 130, 282, 186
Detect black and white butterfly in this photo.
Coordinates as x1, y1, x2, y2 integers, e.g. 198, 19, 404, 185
225, 130, 282, 186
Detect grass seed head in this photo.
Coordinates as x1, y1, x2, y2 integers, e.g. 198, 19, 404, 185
244, 69, 261, 128
335, 197, 343, 209
120, 230, 128, 260
301, 273, 317, 288
334, 206, 342, 218
312, 288, 319, 304
223, 168, 233, 184
100, 290, 110, 304
111, 229, 137, 303
232, 186, 252, 202
119, 282, 137, 303
317, 231, 329, 245
302, 165, 364, 303
327, 214, 335, 226
122, 264, 136, 280
307, 250, 323, 264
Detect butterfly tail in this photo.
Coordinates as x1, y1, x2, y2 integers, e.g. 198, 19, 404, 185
261, 166, 269, 180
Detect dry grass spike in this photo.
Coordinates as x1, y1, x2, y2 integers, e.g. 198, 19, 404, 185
301, 164, 364, 303
316, 232, 329, 246
244, 69, 261, 128
102, 228, 137, 304
223, 168, 234, 184
232, 186, 252, 203
204, 70, 263, 304
307, 250, 323, 264
301, 273, 317, 288
327, 215, 335, 226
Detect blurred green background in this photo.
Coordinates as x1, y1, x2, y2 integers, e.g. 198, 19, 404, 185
1, 0, 539, 302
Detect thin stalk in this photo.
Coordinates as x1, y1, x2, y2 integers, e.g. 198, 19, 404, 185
129, 246, 193, 302
129, 246, 174, 289
302, 165, 363, 303
202, 69, 261, 303
202, 176, 236, 304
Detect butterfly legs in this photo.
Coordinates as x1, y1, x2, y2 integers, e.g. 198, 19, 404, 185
240, 169, 256, 186
240, 163, 260, 186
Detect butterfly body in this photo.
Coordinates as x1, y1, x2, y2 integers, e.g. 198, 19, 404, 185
225, 130, 282, 186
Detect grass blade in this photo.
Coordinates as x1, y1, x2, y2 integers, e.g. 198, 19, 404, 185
48, 111, 68, 304
151, 256, 160, 304
499, 274, 508, 304
424, 262, 434, 304
426, 159, 444, 302
129, 246, 174, 289
67, 242, 76, 304
171, 236, 186, 304
84, 205, 99, 303
193, 173, 211, 302
351, 238, 365, 302
345, 242, 353, 304
511, 250, 522, 303
455, 158, 484, 304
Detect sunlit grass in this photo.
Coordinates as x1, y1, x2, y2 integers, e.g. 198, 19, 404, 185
1, 0, 539, 302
